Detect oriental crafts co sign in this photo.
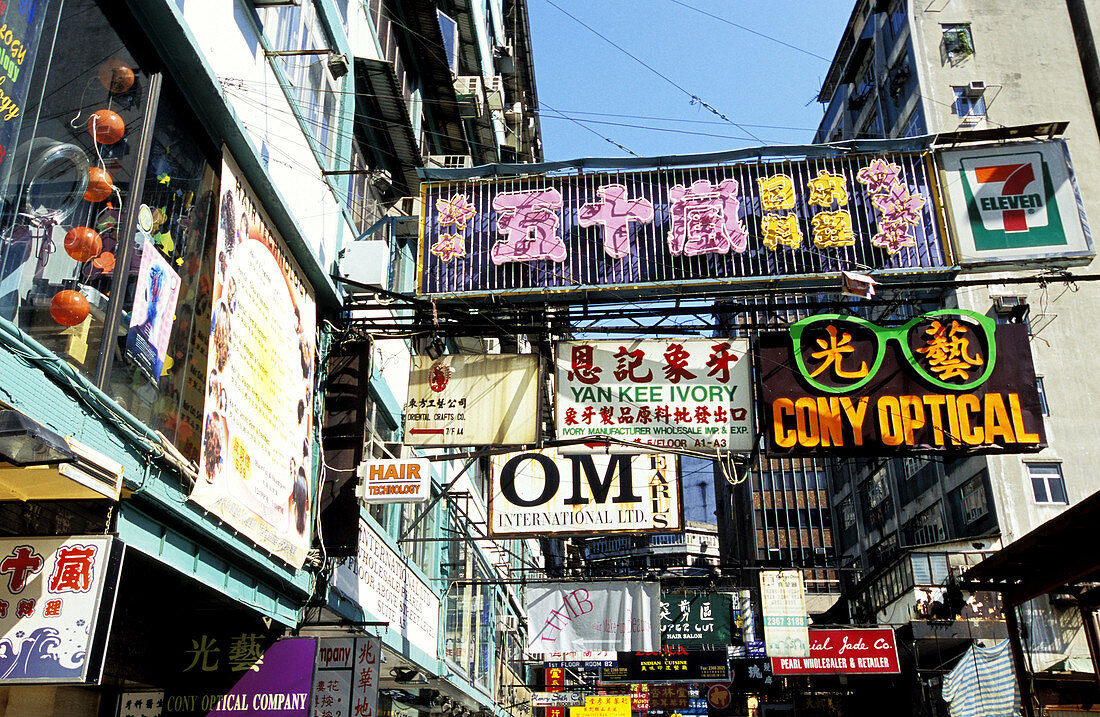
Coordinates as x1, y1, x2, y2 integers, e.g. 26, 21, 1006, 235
418, 153, 946, 298
759, 310, 1047, 455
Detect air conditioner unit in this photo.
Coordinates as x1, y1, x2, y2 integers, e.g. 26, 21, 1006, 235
453, 76, 485, 117
965, 80, 986, 97
485, 76, 505, 112
339, 239, 391, 289
992, 294, 1026, 312
501, 615, 520, 632
425, 154, 473, 169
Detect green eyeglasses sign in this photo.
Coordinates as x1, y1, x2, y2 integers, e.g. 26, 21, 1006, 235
759, 310, 1046, 455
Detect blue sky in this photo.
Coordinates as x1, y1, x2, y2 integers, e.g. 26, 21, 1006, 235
526, 1, 855, 161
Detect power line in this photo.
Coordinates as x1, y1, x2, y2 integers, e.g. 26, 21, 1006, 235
539, 0, 765, 144
666, 0, 833, 62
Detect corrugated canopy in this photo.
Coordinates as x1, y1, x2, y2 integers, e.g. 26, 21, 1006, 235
964, 490, 1100, 606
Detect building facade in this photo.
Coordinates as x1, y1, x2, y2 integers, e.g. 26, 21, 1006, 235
0, 0, 540, 714
816, 0, 1100, 710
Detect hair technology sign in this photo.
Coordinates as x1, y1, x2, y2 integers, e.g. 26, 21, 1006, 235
489, 450, 681, 536
419, 152, 946, 297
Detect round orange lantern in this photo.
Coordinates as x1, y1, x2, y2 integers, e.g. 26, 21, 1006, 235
50, 290, 90, 326
83, 166, 114, 203
92, 251, 116, 274
88, 109, 124, 145
97, 59, 135, 94
64, 226, 102, 262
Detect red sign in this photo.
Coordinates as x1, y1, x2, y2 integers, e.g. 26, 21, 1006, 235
546, 667, 564, 717
770, 628, 899, 675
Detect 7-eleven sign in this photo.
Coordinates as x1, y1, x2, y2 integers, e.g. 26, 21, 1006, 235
955, 148, 1069, 253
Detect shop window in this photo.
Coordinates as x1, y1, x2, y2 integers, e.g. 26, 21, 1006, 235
0, 0, 154, 382
1027, 463, 1068, 504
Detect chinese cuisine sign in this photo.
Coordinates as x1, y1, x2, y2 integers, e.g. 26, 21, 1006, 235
526, 582, 661, 653
418, 152, 945, 297
771, 628, 900, 675
759, 310, 1047, 456
403, 354, 539, 446
555, 339, 753, 453
192, 154, 317, 568
0, 535, 120, 684
489, 450, 681, 537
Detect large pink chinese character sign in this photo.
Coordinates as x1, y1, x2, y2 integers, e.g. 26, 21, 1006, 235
491, 188, 567, 264
668, 179, 748, 256
578, 184, 654, 258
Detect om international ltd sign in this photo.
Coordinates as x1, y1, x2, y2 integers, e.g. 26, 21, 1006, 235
489, 450, 681, 536
759, 309, 1046, 455
555, 339, 753, 453
940, 139, 1094, 268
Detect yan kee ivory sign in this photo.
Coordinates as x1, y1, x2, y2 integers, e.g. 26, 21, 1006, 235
555, 338, 753, 453
489, 451, 681, 536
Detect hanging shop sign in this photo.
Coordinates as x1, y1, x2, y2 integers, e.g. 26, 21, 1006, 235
939, 139, 1094, 269
490, 450, 681, 537
526, 582, 661, 653
649, 684, 691, 711
770, 628, 900, 675
356, 458, 430, 502
660, 592, 735, 647
532, 692, 586, 707
759, 570, 809, 658
546, 666, 566, 717
0, 535, 122, 684
0, 1, 50, 184
601, 647, 730, 683
403, 354, 540, 446
192, 152, 317, 568
580, 695, 631, 717
163, 637, 315, 715
330, 519, 439, 661
313, 636, 381, 717
555, 339, 753, 453
758, 310, 1047, 456
543, 651, 618, 667
418, 152, 946, 298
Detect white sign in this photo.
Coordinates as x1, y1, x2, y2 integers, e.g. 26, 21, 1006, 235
333, 521, 439, 660
313, 636, 380, 717
0, 535, 118, 684
940, 140, 1094, 267
403, 354, 540, 446
555, 339, 754, 453
490, 450, 681, 536
760, 570, 809, 658
532, 692, 586, 707
526, 582, 660, 653
357, 458, 431, 502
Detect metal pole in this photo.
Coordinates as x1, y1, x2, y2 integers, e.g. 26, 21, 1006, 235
1004, 602, 1036, 717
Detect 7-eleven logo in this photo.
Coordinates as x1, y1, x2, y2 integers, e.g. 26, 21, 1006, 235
962, 152, 1048, 233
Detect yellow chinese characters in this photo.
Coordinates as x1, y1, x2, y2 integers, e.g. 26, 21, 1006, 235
916, 320, 984, 381
809, 324, 869, 380
807, 171, 848, 207
810, 211, 855, 248
762, 213, 803, 250
758, 174, 796, 211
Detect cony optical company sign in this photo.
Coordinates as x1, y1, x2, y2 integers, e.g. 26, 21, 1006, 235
941, 139, 1094, 267
419, 153, 946, 297
759, 310, 1046, 455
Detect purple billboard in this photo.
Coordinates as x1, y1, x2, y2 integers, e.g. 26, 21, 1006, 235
418, 153, 948, 297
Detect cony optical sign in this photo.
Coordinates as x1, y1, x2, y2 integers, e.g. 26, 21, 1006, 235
759, 310, 1046, 455
419, 152, 946, 297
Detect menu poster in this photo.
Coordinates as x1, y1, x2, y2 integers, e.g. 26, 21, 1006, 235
191, 153, 317, 568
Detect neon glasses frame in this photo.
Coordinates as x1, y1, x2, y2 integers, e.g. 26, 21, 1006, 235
789, 309, 998, 394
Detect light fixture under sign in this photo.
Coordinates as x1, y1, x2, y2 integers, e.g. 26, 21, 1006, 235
0, 410, 77, 466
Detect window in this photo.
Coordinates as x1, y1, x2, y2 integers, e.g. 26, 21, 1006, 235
902, 103, 926, 137
1028, 463, 1068, 504
942, 24, 974, 63
953, 87, 986, 118
1036, 377, 1050, 416
961, 475, 988, 523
